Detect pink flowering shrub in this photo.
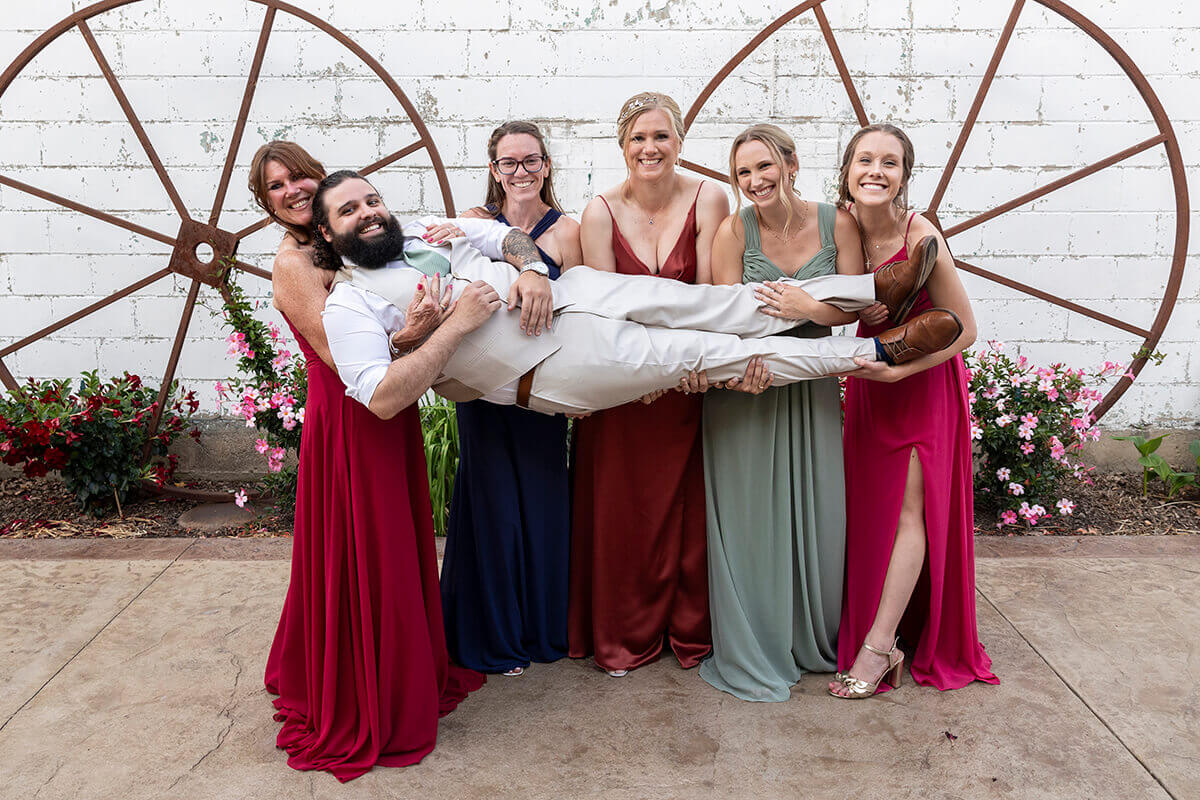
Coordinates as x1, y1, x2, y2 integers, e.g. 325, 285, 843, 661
218, 274, 306, 515
965, 341, 1125, 529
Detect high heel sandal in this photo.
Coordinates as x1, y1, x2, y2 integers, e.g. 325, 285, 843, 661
829, 638, 903, 699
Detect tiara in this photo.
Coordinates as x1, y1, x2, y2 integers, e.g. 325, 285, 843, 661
617, 94, 661, 125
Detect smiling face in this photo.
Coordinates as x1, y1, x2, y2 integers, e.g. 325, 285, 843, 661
846, 130, 907, 209
734, 138, 796, 209
263, 159, 320, 228
622, 109, 681, 180
316, 176, 405, 268
490, 132, 548, 204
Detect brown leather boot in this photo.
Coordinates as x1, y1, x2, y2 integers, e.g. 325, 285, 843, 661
877, 308, 963, 365
874, 234, 938, 324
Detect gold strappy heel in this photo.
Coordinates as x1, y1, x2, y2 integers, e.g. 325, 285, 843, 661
829, 638, 903, 699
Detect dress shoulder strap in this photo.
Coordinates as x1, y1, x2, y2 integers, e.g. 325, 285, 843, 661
815, 202, 836, 248
598, 195, 615, 220
904, 211, 916, 238
739, 205, 762, 251
528, 207, 562, 241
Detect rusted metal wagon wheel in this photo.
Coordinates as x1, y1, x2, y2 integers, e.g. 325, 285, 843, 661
0, 0, 456, 498
681, 0, 1188, 422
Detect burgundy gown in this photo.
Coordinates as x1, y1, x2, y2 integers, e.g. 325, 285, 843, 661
265, 319, 484, 782
838, 218, 998, 691
567, 190, 711, 673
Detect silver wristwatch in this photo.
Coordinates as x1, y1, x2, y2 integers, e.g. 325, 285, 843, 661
520, 261, 550, 277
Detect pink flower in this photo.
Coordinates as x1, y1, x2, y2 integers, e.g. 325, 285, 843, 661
1007, 482, 1025, 496
1020, 442, 1035, 455
1049, 436, 1067, 462
996, 467, 1011, 481
215, 381, 227, 399
254, 438, 269, 454
234, 489, 248, 508
999, 510, 1018, 526
995, 414, 1013, 428
1056, 498, 1075, 515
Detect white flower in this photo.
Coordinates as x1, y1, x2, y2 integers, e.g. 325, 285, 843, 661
234, 489, 248, 508
996, 468, 1011, 481
1007, 482, 1025, 496
1056, 498, 1075, 516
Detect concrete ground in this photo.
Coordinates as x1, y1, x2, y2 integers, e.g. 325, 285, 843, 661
0, 536, 1195, 800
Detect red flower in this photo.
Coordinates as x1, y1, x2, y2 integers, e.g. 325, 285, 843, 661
23, 461, 48, 478
43, 448, 68, 469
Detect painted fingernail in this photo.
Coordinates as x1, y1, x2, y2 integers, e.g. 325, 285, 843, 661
417, 282, 423, 290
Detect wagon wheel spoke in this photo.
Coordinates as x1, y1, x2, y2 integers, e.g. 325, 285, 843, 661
0, 359, 17, 392
927, 0, 1026, 214
943, 134, 1167, 238
953, 257, 1151, 338
76, 19, 190, 221
0, 173, 175, 247
678, 159, 728, 184
209, 5, 276, 228
0, 267, 174, 359
812, 3, 869, 127
234, 217, 272, 240
143, 278, 202, 451
361, 140, 427, 176
230, 259, 271, 280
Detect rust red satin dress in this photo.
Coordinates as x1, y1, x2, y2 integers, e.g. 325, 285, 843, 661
568, 192, 712, 673
839, 226, 998, 691
265, 320, 483, 782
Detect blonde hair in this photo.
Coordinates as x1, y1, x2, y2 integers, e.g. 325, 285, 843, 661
615, 92, 686, 149
836, 123, 915, 212
728, 124, 802, 238
247, 140, 326, 244
482, 120, 563, 216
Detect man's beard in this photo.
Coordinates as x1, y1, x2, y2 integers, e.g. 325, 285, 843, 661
329, 213, 405, 268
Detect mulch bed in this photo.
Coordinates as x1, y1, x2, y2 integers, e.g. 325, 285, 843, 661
0, 472, 1196, 540
0, 477, 292, 539
976, 471, 1199, 535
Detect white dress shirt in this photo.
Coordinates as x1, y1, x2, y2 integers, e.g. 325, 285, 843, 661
322, 215, 520, 407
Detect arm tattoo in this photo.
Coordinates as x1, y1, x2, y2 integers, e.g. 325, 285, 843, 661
501, 229, 540, 269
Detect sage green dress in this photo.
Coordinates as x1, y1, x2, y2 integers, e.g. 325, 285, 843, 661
698, 203, 846, 702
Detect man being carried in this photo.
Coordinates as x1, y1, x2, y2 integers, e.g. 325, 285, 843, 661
315, 171, 962, 417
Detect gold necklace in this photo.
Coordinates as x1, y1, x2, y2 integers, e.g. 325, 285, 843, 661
759, 198, 808, 240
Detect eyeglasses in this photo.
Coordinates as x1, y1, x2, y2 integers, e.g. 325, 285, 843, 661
492, 155, 546, 175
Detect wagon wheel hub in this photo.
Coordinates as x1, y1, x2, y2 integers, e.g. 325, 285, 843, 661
170, 221, 240, 288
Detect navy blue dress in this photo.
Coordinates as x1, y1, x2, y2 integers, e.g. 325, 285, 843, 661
439, 208, 570, 672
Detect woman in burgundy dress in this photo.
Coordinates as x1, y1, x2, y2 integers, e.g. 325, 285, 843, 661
569, 93, 729, 676
830, 124, 998, 698
251, 141, 483, 779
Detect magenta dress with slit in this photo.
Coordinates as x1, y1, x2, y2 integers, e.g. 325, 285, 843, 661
838, 227, 998, 691
264, 319, 483, 782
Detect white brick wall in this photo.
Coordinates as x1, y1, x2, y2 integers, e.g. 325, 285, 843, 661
0, 0, 1195, 428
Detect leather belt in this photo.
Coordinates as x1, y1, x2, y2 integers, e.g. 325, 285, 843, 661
516, 366, 536, 409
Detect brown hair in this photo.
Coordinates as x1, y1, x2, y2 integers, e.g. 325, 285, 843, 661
836, 123, 915, 212
482, 121, 563, 216
727, 124, 802, 238
247, 140, 326, 244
